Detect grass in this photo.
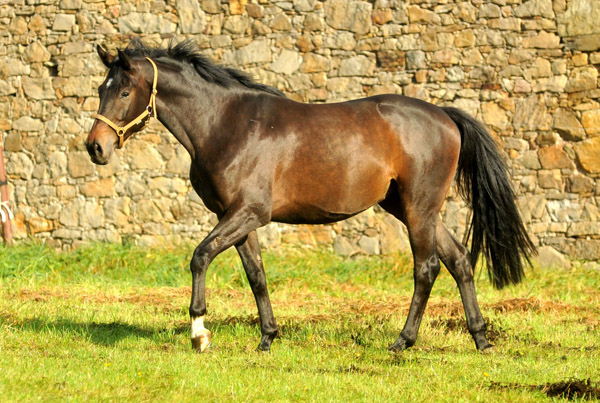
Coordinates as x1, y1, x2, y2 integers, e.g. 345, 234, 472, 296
1, 242, 599, 401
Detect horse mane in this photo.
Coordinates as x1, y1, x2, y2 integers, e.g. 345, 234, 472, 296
122, 38, 286, 98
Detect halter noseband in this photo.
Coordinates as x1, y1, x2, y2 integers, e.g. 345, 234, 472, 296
93, 57, 158, 149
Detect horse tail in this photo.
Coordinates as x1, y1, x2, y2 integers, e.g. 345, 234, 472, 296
442, 107, 537, 289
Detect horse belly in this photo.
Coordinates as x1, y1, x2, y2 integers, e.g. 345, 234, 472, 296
270, 160, 392, 225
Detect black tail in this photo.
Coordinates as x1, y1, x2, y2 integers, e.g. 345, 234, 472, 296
442, 107, 537, 289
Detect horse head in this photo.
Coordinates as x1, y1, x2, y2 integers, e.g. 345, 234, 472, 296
86, 44, 157, 165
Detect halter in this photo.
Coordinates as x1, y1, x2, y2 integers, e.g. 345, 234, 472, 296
93, 57, 158, 149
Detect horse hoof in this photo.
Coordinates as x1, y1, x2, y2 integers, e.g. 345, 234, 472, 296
191, 331, 212, 353
478, 342, 494, 353
388, 338, 412, 352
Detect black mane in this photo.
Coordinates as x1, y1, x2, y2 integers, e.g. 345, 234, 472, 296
122, 38, 286, 98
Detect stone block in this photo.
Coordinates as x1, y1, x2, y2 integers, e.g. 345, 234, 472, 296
324, 0, 372, 35
7, 153, 34, 180
124, 141, 165, 171
270, 49, 301, 75
334, 235, 358, 256
482, 102, 509, 130
568, 174, 595, 194
303, 13, 324, 31
408, 5, 441, 23
4, 132, 21, 152
405, 51, 426, 70
339, 55, 375, 76
232, 40, 271, 65
104, 197, 131, 226
536, 246, 570, 269
556, 0, 600, 37
514, 0, 554, 18
294, 0, 316, 12
538, 145, 575, 169
376, 50, 405, 71
59, 0, 82, 10
13, 116, 43, 132
372, 8, 393, 25
229, 0, 247, 15
48, 151, 67, 178
553, 108, 585, 141
22, 77, 56, 100
513, 95, 551, 131
522, 31, 560, 48
118, 13, 177, 34
0, 57, 30, 76
270, 13, 292, 31
300, 53, 330, 73
201, 0, 221, 14
81, 178, 116, 198
574, 137, 600, 173
23, 41, 51, 63
257, 223, 281, 248
565, 66, 598, 92
67, 152, 95, 178
176, 0, 206, 34
52, 14, 76, 31
581, 109, 600, 136
223, 15, 249, 34
358, 235, 380, 255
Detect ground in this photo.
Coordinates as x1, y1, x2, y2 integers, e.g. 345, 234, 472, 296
1, 243, 599, 401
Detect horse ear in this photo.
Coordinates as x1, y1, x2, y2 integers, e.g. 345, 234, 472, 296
97, 44, 114, 67
117, 49, 134, 71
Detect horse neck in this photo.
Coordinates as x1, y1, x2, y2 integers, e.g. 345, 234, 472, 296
154, 67, 231, 161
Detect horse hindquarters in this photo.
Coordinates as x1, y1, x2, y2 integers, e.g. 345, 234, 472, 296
379, 103, 462, 351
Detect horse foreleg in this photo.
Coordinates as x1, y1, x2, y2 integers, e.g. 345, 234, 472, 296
189, 206, 269, 353
236, 231, 278, 351
436, 222, 492, 351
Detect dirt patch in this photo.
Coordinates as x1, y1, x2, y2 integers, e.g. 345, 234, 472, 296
545, 379, 600, 399
490, 378, 600, 400
489, 297, 580, 314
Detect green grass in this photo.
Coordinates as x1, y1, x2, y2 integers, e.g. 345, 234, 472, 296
1, 242, 599, 401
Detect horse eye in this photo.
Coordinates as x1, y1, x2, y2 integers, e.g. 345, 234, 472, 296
120, 91, 130, 98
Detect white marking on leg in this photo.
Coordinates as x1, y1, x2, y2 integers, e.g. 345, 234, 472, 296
191, 316, 212, 352
190, 316, 208, 338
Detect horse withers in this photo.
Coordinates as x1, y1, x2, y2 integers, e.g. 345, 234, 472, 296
86, 39, 536, 353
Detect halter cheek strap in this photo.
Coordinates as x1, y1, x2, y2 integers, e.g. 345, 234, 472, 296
93, 57, 158, 149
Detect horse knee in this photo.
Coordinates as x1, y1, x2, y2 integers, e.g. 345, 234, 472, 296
190, 247, 211, 274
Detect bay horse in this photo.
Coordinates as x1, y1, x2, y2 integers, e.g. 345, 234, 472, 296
86, 39, 535, 353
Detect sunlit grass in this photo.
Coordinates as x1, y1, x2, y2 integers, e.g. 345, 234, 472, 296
1, 242, 599, 401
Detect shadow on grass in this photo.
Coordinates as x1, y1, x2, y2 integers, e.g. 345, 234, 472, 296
11, 316, 156, 346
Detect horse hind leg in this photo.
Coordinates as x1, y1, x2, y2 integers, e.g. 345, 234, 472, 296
380, 194, 441, 352
436, 222, 493, 351
235, 230, 278, 351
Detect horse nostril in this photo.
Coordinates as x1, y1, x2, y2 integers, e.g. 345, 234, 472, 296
94, 142, 103, 156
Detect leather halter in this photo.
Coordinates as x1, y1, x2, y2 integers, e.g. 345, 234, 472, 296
93, 57, 158, 149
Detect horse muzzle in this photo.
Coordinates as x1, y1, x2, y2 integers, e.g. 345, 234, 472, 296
86, 124, 116, 165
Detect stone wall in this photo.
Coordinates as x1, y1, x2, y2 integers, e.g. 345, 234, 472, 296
1, 0, 599, 261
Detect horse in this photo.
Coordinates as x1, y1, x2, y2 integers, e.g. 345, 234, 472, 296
86, 39, 536, 354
